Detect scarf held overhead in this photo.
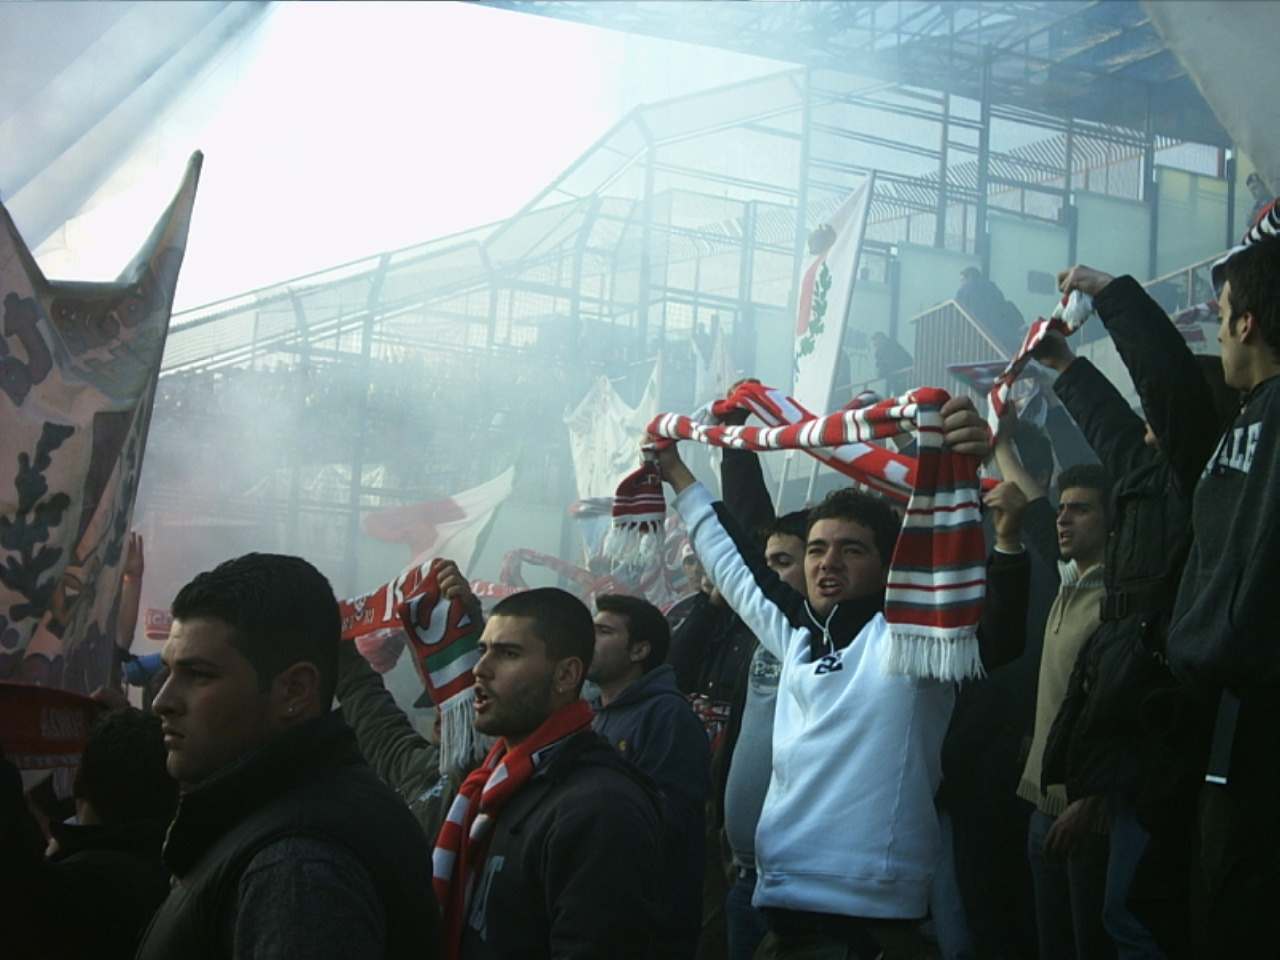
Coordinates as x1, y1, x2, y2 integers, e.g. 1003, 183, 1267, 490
617, 386, 988, 682
396, 560, 486, 778
984, 289, 1094, 435
433, 699, 594, 959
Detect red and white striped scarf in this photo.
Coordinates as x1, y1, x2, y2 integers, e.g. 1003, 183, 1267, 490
984, 290, 1094, 435
616, 385, 987, 681
433, 699, 594, 958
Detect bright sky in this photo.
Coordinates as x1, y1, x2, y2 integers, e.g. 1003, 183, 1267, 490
32, 2, 783, 311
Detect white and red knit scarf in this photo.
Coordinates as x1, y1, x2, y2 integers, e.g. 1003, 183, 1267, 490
614, 386, 988, 682
433, 699, 594, 958
985, 290, 1094, 434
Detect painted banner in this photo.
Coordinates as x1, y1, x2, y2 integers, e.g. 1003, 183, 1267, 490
565, 357, 662, 500
793, 176, 874, 414
0, 153, 202, 696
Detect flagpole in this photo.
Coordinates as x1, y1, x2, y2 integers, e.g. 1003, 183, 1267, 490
803, 454, 822, 507
774, 450, 793, 514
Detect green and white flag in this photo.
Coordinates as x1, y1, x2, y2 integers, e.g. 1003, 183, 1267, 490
793, 176, 873, 414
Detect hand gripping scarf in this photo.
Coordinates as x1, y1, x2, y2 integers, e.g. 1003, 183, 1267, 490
614, 386, 987, 682
396, 560, 487, 778
984, 289, 1095, 436
433, 699, 594, 958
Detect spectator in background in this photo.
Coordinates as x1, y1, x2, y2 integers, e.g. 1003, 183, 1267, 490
871, 331, 913, 396
1059, 242, 1280, 954
335, 560, 482, 843
957, 266, 1025, 355
1029, 272, 1236, 958
720, 509, 807, 960
451, 588, 662, 959
137, 553, 438, 960
591, 594, 710, 959
936, 418, 1058, 960
1, 708, 176, 960
995, 452, 1114, 960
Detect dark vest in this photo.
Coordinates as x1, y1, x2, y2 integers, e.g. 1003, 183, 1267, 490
136, 711, 439, 959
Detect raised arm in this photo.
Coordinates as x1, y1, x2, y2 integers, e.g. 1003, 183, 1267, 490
1057, 266, 1224, 493
658, 446, 806, 662
336, 644, 447, 838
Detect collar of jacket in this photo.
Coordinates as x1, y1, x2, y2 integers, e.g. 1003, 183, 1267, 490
162, 710, 360, 877
499, 728, 662, 835
804, 589, 886, 659
1059, 559, 1105, 589
596, 663, 682, 712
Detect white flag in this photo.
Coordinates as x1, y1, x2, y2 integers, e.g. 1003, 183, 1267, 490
565, 358, 661, 500
793, 177, 874, 414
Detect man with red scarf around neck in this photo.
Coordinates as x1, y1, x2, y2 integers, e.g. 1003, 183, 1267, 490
433, 587, 664, 960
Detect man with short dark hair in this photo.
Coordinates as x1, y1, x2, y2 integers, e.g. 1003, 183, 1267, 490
136, 553, 439, 960
441, 587, 663, 959
590, 593, 710, 959
1059, 238, 1280, 951
994, 453, 1113, 960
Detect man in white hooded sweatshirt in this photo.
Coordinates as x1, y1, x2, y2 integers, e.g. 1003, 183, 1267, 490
655, 398, 1031, 958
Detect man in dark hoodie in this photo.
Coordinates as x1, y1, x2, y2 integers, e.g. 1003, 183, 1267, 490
1059, 237, 1280, 953
591, 592, 711, 959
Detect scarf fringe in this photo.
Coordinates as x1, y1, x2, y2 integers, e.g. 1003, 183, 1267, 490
884, 628, 985, 683
603, 521, 662, 572
438, 690, 493, 779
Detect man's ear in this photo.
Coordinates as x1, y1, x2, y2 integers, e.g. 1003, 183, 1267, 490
553, 656, 584, 697
271, 661, 323, 720
1237, 309, 1260, 344
628, 640, 651, 667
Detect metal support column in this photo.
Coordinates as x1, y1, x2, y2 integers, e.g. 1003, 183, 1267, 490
1143, 89, 1159, 280
935, 93, 950, 249
343, 253, 390, 593
1225, 149, 1237, 249
636, 117, 656, 357
738, 200, 758, 376
975, 49, 993, 273
1064, 115, 1078, 263
787, 68, 814, 330
775, 68, 815, 512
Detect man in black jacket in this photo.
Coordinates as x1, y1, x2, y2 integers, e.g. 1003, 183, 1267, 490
453, 588, 664, 959
1059, 239, 1280, 953
591, 593, 710, 959
1024, 273, 1229, 957
135, 553, 439, 960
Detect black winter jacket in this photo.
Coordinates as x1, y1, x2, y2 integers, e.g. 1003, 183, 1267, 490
593, 664, 709, 956
136, 710, 438, 960
458, 729, 663, 960
0, 752, 170, 960
1041, 275, 1224, 802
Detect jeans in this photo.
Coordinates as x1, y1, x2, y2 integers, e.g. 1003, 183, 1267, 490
1105, 796, 1165, 959
725, 867, 769, 960
1026, 808, 1114, 960
929, 811, 976, 960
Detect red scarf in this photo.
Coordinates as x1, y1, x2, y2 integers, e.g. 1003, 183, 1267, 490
433, 699, 595, 957
613, 386, 989, 681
